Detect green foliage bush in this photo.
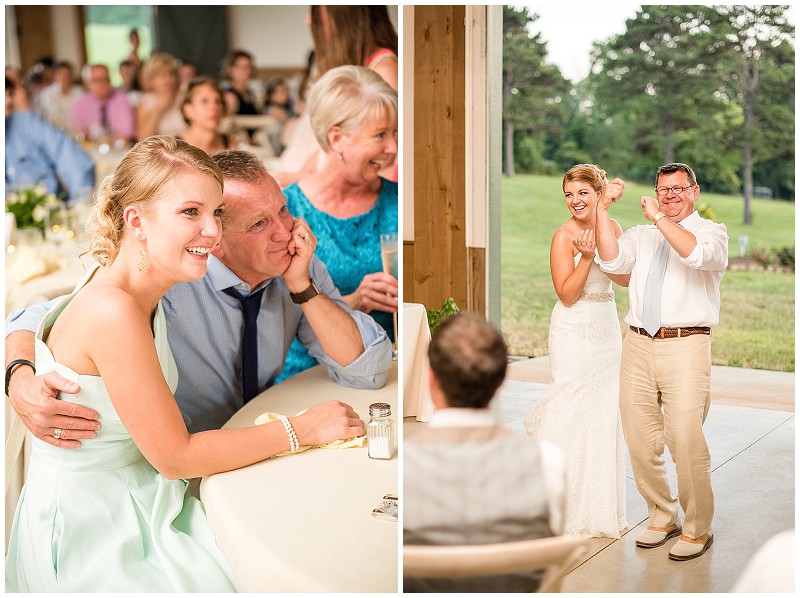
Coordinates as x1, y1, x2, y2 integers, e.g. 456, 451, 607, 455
427, 298, 460, 334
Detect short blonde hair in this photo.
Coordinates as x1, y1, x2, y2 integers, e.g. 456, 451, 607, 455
307, 65, 397, 152
142, 53, 178, 83
87, 135, 223, 266
562, 164, 608, 195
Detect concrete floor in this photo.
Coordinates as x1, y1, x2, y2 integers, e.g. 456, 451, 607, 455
403, 358, 795, 593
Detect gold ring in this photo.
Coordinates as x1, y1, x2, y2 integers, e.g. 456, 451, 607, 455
303, 232, 309, 240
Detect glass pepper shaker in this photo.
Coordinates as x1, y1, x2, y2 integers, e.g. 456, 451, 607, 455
367, 402, 394, 460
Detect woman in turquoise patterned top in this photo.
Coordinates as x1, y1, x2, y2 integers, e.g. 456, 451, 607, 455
277, 65, 398, 383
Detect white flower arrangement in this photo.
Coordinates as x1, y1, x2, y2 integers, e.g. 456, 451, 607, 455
5, 185, 62, 231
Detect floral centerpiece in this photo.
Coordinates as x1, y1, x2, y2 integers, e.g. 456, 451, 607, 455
5, 185, 62, 233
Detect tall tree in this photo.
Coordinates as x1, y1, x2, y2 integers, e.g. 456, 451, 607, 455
590, 5, 731, 165
502, 6, 569, 177
716, 5, 795, 223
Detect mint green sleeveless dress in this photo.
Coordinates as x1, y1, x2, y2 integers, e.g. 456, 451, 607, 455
5, 268, 236, 592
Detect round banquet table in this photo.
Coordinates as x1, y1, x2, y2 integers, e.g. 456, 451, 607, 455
199, 362, 398, 593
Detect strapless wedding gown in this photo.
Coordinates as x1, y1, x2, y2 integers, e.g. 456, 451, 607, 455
524, 255, 628, 538
5, 268, 236, 591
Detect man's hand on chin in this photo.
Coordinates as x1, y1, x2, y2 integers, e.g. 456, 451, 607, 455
283, 216, 317, 293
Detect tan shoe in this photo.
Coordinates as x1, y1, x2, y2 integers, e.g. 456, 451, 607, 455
668, 534, 714, 561
636, 526, 682, 548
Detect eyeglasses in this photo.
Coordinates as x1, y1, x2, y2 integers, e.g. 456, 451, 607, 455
655, 185, 694, 197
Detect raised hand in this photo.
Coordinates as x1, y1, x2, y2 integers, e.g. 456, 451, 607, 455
640, 195, 660, 223
599, 178, 626, 210
343, 272, 398, 314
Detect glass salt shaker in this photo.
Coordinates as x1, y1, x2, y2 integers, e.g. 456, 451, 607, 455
367, 402, 394, 460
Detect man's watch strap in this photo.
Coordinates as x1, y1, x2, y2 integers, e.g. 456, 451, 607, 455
653, 211, 666, 225
5, 359, 36, 396
289, 278, 322, 304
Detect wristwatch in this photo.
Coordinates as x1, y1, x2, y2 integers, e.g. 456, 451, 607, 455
652, 211, 666, 225
289, 278, 322, 304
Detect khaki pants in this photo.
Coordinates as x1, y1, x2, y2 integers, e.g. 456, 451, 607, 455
620, 332, 714, 539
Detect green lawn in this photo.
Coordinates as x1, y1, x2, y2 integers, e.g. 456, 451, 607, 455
501, 174, 795, 372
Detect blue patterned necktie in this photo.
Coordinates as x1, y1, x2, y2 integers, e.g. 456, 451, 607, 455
223, 286, 265, 402
642, 239, 670, 336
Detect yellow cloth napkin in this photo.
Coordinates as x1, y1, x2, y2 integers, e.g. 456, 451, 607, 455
255, 410, 366, 458
5, 248, 65, 285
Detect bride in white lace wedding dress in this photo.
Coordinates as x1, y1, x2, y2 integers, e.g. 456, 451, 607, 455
524, 164, 628, 539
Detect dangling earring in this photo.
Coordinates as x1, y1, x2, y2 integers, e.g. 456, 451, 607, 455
337, 151, 344, 161
138, 246, 150, 272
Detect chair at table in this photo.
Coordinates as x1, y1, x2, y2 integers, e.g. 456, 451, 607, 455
403, 535, 588, 593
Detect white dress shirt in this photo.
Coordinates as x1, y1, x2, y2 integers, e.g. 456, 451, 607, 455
598, 210, 728, 328
428, 408, 567, 534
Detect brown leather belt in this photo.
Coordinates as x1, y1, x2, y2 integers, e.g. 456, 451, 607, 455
630, 326, 711, 339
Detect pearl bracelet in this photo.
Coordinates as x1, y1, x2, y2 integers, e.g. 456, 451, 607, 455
278, 414, 300, 452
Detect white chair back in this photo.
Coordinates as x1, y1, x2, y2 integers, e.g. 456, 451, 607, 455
403, 535, 588, 593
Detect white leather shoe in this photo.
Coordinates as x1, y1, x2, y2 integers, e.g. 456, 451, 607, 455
668, 534, 714, 561
635, 526, 682, 548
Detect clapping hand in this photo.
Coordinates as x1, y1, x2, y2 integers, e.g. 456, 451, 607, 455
572, 229, 597, 259
599, 178, 625, 210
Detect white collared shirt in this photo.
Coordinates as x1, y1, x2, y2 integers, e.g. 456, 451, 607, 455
598, 210, 728, 328
428, 408, 566, 534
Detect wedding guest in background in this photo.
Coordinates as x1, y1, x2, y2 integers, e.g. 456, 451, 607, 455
404, 312, 566, 593
222, 49, 260, 144
6, 77, 95, 202
126, 28, 144, 70
136, 52, 187, 139
118, 59, 143, 108
69, 64, 136, 145
5, 66, 31, 111
23, 68, 48, 115
276, 65, 397, 383
596, 162, 727, 561
278, 5, 398, 186
263, 75, 296, 155
178, 60, 199, 92
179, 76, 237, 155
38, 61, 82, 130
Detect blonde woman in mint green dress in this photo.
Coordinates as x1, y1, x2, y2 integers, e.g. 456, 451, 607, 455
5, 136, 362, 591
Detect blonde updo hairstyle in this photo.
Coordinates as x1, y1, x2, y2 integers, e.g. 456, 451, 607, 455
563, 163, 608, 195
307, 64, 397, 153
86, 135, 223, 267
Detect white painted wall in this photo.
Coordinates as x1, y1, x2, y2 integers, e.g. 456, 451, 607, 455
227, 5, 312, 69
227, 5, 399, 69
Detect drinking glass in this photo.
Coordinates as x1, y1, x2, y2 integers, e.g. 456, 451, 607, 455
380, 233, 399, 357
44, 205, 70, 248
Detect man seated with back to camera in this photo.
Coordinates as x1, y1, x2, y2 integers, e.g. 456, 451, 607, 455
403, 312, 566, 593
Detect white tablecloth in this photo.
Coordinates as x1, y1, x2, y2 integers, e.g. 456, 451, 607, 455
402, 303, 434, 422
200, 363, 398, 593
